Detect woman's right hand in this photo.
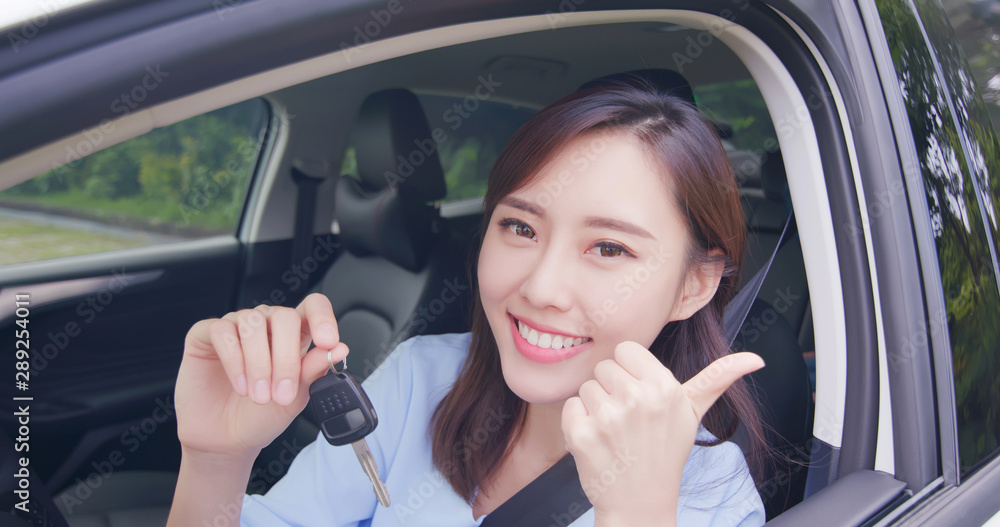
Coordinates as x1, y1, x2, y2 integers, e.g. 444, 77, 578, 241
174, 292, 348, 459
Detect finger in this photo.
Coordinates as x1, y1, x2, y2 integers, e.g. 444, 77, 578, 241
593, 359, 637, 401
288, 342, 350, 410
577, 379, 610, 415
269, 307, 302, 406
206, 318, 248, 397
296, 293, 341, 352
561, 396, 589, 452
237, 308, 273, 405
184, 318, 221, 359
683, 352, 765, 420
301, 342, 348, 386
612, 341, 664, 382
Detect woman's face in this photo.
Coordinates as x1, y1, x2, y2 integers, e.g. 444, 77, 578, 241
478, 129, 708, 405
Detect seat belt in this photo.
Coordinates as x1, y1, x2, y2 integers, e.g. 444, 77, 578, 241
291, 167, 323, 274
480, 211, 795, 527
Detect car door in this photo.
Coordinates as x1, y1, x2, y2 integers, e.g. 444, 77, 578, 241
851, 0, 1000, 524
0, 102, 274, 502
0, 5, 294, 521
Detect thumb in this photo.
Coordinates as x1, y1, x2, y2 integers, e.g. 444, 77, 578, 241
301, 342, 349, 388
682, 352, 764, 420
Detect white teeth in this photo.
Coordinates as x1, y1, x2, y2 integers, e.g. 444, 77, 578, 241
516, 319, 590, 350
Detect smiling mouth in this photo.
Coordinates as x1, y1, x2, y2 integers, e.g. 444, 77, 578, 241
510, 315, 592, 350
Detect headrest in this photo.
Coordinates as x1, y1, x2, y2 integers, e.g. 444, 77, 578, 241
335, 177, 438, 271
353, 88, 446, 202
336, 89, 445, 271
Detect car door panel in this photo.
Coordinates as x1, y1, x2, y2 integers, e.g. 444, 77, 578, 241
0, 236, 242, 488
767, 470, 907, 526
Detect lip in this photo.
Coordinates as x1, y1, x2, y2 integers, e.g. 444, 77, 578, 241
508, 314, 591, 364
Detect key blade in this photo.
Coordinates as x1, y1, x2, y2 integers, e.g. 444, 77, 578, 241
352, 440, 391, 507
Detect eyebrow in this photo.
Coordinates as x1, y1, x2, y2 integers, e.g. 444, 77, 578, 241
498, 196, 544, 216
584, 217, 657, 240
498, 196, 656, 240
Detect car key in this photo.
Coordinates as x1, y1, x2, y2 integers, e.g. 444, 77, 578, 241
309, 361, 391, 507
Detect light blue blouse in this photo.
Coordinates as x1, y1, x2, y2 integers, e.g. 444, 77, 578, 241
241, 332, 765, 526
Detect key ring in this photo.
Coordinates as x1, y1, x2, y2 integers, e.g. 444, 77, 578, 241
328, 349, 346, 373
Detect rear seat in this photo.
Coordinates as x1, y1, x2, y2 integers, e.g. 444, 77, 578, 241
740, 150, 813, 353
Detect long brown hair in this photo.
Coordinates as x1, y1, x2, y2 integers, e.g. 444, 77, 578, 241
431, 81, 767, 502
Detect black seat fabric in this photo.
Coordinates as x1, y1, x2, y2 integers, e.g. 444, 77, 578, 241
740, 150, 812, 351
317, 88, 471, 382
254, 88, 476, 499
734, 299, 814, 519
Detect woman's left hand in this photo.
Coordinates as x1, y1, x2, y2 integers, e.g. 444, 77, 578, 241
561, 341, 764, 527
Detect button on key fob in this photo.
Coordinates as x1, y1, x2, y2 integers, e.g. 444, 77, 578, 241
309, 368, 391, 507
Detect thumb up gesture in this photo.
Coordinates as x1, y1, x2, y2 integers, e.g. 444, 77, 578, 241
562, 341, 764, 526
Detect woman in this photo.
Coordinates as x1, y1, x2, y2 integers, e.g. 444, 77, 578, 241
167, 81, 768, 527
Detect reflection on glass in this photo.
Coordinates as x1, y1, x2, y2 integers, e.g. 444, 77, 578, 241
0, 99, 269, 266
878, 0, 1000, 476
937, 0, 1000, 261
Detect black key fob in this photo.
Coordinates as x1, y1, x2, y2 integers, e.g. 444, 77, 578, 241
308, 368, 378, 446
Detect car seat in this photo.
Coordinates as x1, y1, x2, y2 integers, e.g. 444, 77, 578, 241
311, 88, 473, 382
251, 87, 477, 495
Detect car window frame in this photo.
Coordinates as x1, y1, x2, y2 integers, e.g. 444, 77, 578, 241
0, 2, 885, 521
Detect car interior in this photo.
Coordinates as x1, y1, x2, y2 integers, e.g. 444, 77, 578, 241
2, 16, 826, 526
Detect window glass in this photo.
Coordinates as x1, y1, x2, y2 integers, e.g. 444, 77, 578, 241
695, 79, 779, 186
339, 94, 536, 202
940, 0, 1000, 130
0, 99, 269, 266
939, 0, 1000, 253
877, 0, 1000, 475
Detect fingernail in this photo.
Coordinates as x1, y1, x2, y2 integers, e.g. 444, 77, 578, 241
315, 324, 336, 345
254, 379, 270, 404
236, 374, 248, 397
275, 379, 295, 405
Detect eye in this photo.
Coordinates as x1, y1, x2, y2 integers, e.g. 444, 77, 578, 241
498, 218, 536, 240
592, 241, 636, 259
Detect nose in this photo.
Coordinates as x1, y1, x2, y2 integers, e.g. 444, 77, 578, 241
519, 243, 574, 312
